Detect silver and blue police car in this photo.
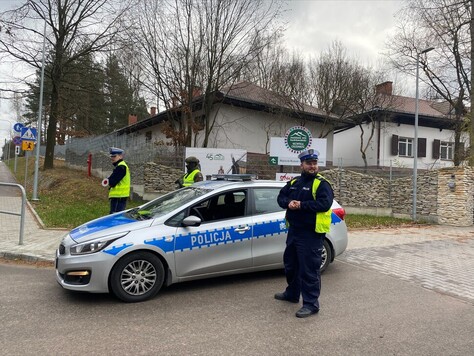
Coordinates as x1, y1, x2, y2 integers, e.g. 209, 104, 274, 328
56, 175, 348, 302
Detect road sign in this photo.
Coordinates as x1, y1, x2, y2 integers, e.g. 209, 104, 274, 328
13, 122, 24, 132
15, 145, 20, 155
269, 156, 278, 165
22, 140, 35, 151
13, 136, 21, 145
20, 127, 37, 141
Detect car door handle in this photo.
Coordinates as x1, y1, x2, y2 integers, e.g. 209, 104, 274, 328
234, 226, 250, 234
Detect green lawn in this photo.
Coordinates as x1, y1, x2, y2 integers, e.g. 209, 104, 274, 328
6, 157, 420, 229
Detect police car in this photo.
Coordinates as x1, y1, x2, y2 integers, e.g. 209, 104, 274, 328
56, 175, 348, 302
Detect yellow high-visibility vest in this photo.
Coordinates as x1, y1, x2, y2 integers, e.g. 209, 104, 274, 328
289, 174, 332, 233
109, 161, 130, 198
183, 169, 200, 187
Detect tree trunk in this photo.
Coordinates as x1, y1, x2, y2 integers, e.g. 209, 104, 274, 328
470, 0, 474, 166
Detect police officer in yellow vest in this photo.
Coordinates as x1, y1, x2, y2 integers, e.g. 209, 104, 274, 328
107, 147, 131, 214
275, 149, 334, 318
177, 156, 204, 188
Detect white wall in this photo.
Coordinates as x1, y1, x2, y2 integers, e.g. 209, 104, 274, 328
134, 105, 335, 159
334, 120, 468, 168
333, 122, 377, 167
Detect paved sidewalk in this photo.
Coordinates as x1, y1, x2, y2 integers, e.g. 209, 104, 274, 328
0, 161, 67, 262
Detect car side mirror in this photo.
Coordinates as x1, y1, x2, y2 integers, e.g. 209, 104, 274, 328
182, 215, 201, 227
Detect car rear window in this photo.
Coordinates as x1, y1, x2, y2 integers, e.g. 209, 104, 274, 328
254, 188, 284, 214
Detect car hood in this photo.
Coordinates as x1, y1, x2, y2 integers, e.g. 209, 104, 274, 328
69, 212, 152, 243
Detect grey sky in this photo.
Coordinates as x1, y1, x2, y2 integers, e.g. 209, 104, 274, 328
0, 0, 405, 151
282, 0, 403, 64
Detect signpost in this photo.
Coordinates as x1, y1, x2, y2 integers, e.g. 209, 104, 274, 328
12, 136, 21, 145
13, 123, 23, 173
22, 141, 35, 151
20, 127, 37, 141
18, 126, 37, 187
13, 122, 24, 132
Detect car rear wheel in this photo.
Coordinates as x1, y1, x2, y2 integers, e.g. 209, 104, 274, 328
110, 251, 165, 303
320, 239, 332, 273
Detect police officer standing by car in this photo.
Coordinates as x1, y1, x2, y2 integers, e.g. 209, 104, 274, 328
176, 156, 204, 188
105, 147, 131, 214
275, 148, 334, 318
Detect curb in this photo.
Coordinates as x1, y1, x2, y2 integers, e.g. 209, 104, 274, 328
0, 251, 55, 264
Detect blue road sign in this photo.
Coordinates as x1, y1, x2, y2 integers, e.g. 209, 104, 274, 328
13, 136, 21, 145
13, 122, 24, 132
20, 127, 37, 141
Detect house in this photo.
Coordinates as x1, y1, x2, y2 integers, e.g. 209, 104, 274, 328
116, 81, 349, 165
333, 81, 468, 170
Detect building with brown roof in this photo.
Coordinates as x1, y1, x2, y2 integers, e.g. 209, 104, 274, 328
117, 81, 349, 165
333, 81, 468, 169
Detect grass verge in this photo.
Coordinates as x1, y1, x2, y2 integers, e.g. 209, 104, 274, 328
5, 156, 421, 230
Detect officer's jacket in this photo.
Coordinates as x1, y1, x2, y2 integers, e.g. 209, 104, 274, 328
183, 169, 201, 186
277, 172, 334, 233
108, 160, 130, 198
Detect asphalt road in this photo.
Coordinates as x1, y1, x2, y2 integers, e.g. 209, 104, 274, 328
1, 260, 473, 355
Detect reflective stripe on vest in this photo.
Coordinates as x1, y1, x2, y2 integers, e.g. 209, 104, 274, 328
183, 169, 200, 187
289, 174, 332, 233
109, 161, 130, 198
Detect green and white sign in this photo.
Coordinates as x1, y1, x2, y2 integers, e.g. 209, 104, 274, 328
284, 126, 312, 153
270, 126, 327, 166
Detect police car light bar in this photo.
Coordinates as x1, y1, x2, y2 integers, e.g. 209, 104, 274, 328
211, 174, 256, 181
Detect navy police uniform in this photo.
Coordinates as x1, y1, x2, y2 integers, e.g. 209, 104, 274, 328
107, 147, 130, 214
276, 149, 334, 316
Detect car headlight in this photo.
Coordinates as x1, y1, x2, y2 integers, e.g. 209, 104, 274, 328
70, 232, 129, 255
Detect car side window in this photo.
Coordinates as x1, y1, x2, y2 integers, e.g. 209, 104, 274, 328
194, 190, 247, 223
254, 188, 284, 214
166, 190, 248, 227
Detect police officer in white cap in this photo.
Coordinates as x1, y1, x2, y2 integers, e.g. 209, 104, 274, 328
275, 148, 334, 318
105, 147, 130, 214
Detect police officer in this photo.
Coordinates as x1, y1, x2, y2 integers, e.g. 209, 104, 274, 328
275, 148, 334, 318
106, 147, 131, 214
177, 156, 204, 188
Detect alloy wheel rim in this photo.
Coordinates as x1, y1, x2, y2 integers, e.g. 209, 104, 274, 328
120, 260, 157, 296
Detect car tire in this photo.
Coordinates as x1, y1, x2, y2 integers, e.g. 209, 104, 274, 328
320, 239, 332, 273
110, 251, 165, 303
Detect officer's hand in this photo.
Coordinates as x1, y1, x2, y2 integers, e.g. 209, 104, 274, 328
288, 200, 300, 210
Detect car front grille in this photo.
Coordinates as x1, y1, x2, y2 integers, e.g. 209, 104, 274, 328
58, 244, 66, 255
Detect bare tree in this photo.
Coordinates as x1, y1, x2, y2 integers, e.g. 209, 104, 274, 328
0, 0, 130, 169
309, 41, 394, 169
386, 0, 471, 166
129, 0, 284, 148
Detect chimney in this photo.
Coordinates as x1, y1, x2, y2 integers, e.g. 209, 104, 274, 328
375, 81, 393, 95
150, 107, 157, 116
128, 114, 137, 125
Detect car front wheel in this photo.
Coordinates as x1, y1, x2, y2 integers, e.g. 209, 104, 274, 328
320, 239, 332, 273
110, 251, 165, 303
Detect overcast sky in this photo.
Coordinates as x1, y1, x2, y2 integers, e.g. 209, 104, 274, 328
282, 0, 403, 63
0, 0, 405, 152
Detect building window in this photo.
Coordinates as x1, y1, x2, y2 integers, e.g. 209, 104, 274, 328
398, 137, 413, 157
145, 131, 152, 143
440, 141, 454, 160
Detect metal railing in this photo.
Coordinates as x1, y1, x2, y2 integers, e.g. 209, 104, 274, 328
0, 182, 26, 245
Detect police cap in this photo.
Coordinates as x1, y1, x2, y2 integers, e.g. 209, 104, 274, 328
109, 147, 124, 156
185, 156, 199, 164
298, 149, 319, 162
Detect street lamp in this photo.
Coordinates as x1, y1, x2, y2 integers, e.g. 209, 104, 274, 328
32, 18, 47, 201
413, 46, 434, 221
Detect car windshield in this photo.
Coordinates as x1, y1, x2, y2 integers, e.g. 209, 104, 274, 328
126, 187, 212, 220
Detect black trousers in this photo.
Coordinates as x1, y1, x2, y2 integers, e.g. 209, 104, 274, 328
283, 227, 324, 311
109, 197, 127, 214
